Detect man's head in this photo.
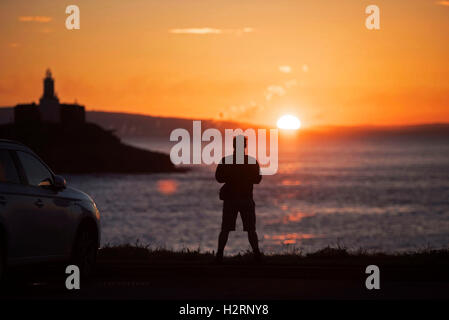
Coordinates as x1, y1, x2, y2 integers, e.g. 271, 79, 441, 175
233, 135, 247, 151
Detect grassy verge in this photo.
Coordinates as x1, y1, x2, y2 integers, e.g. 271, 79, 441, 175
98, 242, 449, 267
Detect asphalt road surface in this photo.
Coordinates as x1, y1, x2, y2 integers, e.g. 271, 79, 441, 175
1, 259, 447, 300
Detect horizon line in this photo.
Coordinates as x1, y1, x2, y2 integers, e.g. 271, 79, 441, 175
2, 106, 449, 129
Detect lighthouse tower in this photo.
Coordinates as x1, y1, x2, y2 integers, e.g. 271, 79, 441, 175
39, 69, 60, 123
14, 68, 85, 125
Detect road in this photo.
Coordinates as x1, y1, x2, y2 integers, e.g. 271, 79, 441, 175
1, 259, 447, 300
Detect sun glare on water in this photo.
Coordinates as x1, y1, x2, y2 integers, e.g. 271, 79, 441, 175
277, 115, 301, 130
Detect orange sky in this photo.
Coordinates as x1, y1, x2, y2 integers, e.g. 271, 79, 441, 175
0, 0, 448, 127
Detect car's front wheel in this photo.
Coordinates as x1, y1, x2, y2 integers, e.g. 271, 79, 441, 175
71, 224, 98, 278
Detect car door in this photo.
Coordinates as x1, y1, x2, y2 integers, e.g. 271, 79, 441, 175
13, 150, 75, 258
0, 148, 40, 261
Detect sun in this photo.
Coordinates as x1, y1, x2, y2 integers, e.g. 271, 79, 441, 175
277, 115, 301, 130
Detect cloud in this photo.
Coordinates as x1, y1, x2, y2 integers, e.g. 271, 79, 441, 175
302, 64, 309, 72
265, 78, 298, 101
284, 79, 297, 89
265, 85, 286, 101
279, 65, 292, 73
37, 28, 53, 33
226, 101, 264, 119
18, 16, 52, 23
8, 43, 20, 48
241, 28, 254, 33
170, 28, 222, 34
224, 66, 299, 120
170, 27, 254, 35
436, 1, 449, 6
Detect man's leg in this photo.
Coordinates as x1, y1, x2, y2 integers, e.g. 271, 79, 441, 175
216, 230, 229, 260
217, 201, 237, 261
247, 231, 261, 256
242, 200, 262, 259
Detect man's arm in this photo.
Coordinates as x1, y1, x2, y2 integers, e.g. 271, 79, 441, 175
215, 162, 227, 183
253, 161, 262, 184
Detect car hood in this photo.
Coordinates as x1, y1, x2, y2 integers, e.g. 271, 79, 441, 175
64, 186, 96, 203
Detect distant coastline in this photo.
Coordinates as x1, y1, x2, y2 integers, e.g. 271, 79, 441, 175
0, 121, 183, 174
86, 111, 449, 142
3, 107, 449, 141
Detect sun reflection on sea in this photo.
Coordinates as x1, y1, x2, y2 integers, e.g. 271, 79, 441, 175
281, 179, 301, 186
156, 179, 178, 195
264, 233, 317, 245
264, 211, 314, 225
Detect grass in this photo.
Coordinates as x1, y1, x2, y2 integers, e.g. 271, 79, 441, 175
98, 242, 449, 266
99, 242, 213, 261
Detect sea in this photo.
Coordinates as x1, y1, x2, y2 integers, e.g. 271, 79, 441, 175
65, 136, 449, 254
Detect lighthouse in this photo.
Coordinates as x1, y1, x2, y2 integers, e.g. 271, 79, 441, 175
14, 69, 86, 125
39, 69, 60, 123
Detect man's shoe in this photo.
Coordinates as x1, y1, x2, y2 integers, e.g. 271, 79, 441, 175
254, 252, 264, 263
215, 252, 224, 264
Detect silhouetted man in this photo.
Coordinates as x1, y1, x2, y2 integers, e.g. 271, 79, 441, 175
215, 135, 262, 262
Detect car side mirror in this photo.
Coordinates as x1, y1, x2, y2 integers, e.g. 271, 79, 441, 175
53, 175, 67, 190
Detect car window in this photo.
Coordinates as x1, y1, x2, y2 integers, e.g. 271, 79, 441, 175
0, 149, 21, 184
16, 151, 53, 187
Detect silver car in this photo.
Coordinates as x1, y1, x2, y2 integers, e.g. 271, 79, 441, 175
0, 139, 100, 280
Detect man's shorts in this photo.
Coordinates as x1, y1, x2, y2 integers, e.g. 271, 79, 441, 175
221, 199, 256, 232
